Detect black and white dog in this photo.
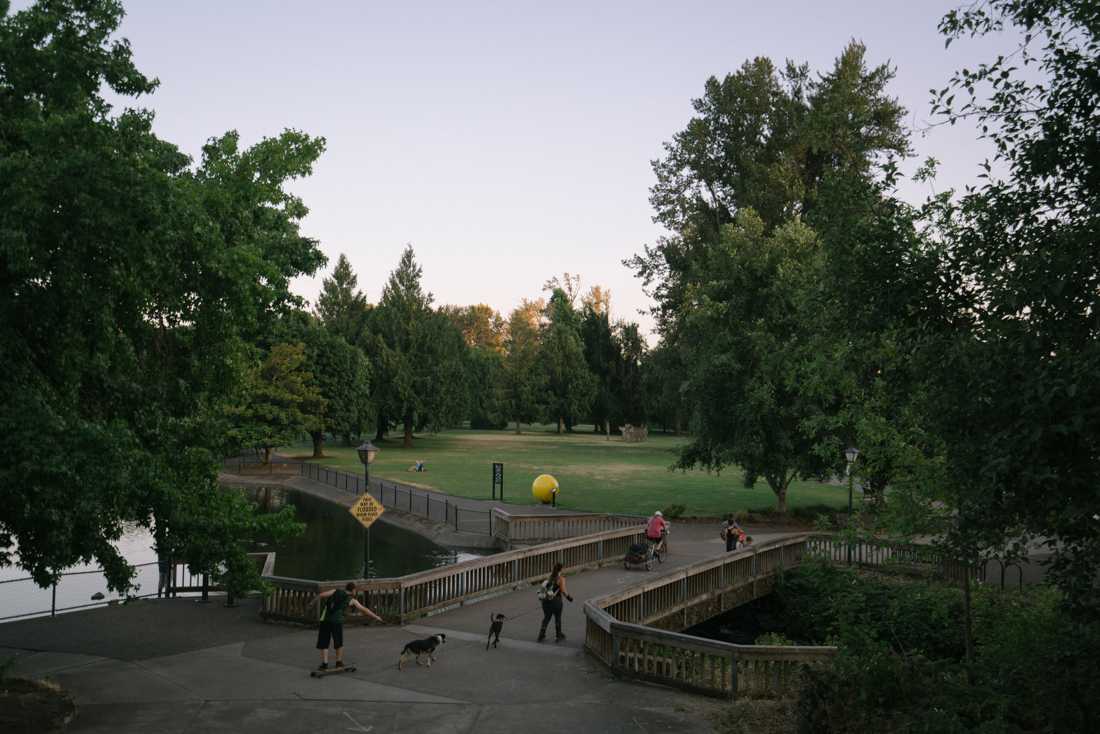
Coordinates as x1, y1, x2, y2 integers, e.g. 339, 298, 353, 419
398, 633, 446, 670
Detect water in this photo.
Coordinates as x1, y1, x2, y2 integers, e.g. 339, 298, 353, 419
249, 487, 485, 580
0, 487, 485, 621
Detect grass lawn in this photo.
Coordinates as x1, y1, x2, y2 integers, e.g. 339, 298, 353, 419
284, 425, 853, 518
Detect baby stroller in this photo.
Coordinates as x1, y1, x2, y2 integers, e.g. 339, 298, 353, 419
624, 541, 656, 571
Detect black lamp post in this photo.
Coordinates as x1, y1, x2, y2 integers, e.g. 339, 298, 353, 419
845, 446, 860, 564
357, 440, 378, 496
357, 440, 379, 579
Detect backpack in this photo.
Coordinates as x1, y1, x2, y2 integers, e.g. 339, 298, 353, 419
537, 577, 559, 602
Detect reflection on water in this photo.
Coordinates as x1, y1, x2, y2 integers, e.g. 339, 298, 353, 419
248, 487, 485, 581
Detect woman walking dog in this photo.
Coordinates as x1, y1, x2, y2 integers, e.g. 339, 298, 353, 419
536, 562, 573, 643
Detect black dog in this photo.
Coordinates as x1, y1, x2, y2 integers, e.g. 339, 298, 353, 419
398, 633, 446, 670
486, 613, 505, 649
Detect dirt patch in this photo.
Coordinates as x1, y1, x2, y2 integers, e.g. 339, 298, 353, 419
0, 677, 77, 733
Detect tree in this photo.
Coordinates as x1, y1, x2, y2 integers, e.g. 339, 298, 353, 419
613, 321, 647, 428
373, 246, 466, 447
0, 0, 319, 590
441, 303, 505, 352
540, 289, 596, 433
315, 253, 369, 345
580, 299, 619, 435
228, 343, 321, 463
631, 42, 908, 336
502, 299, 544, 433
285, 315, 372, 456
909, 0, 1100, 612
676, 212, 825, 513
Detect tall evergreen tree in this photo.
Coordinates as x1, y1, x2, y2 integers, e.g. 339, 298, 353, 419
314, 253, 369, 345
502, 299, 544, 434
540, 289, 596, 433
373, 246, 465, 447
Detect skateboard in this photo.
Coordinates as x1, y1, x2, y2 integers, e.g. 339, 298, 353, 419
310, 664, 357, 678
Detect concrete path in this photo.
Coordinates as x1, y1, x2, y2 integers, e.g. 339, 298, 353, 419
0, 523, 784, 733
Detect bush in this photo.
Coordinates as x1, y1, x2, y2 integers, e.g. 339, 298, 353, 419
660, 503, 686, 519
779, 564, 1100, 733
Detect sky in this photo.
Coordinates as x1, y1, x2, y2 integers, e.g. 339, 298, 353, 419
20, 1, 1017, 340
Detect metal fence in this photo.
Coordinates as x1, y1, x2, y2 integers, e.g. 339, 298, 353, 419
295, 460, 496, 535
0, 561, 213, 623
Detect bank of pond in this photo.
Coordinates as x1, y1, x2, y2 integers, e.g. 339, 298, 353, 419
248, 486, 486, 580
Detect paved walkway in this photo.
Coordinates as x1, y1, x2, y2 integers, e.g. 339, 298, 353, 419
0, 523, 788, 733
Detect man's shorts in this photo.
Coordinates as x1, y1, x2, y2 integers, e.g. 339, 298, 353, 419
316, 621, 343, 649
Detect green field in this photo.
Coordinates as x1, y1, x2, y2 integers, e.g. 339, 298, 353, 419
285, 426, 851, 517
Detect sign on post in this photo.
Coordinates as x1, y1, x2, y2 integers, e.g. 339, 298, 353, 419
349, 492, 385, 529
492, 462, 504, 500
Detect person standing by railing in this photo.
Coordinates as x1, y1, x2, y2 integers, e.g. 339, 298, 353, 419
536, 562, 573, 643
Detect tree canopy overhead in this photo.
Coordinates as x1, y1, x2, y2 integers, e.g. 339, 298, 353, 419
0, 0, 320, 589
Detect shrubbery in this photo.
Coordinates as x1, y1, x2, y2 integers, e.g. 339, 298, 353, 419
775, 562, 1100, 733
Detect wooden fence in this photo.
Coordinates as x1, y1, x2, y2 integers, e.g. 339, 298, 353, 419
584, 536, 837, 700
261, 524, 646, 625
491, 509, 641, 545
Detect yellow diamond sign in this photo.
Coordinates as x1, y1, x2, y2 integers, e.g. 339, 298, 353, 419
349, 492, 385, 529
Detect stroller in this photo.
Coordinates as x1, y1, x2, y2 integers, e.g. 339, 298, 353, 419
624, 541, 658, 571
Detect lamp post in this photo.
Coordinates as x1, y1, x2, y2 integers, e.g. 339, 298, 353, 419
357, 440, 378, 496
357, 441, 379, 578
845, 447, 860, 565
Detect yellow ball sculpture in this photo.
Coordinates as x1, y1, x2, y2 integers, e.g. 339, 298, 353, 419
531, 474, 559, 504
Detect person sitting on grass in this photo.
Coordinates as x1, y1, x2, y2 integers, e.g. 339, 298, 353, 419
315, 582, 384, 671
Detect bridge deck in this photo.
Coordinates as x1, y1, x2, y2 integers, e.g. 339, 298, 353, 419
0, 524, 784, 733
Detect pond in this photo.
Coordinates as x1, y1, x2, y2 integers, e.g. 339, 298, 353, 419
0, 487, 485, 621
248, 486, 486, 581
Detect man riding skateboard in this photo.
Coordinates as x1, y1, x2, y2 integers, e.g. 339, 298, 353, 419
316, 581, 383, 672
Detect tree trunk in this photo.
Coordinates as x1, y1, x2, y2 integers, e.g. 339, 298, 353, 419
374, 412, 386, 442
774, 483, 788, 514
310, 431, 325, 458
605, 419, 610, 440
262, 446, 272, 464
514, 419, 522, 435
557, 416, 563, 434
962, 559, 975, 676
403, 415, 414, 448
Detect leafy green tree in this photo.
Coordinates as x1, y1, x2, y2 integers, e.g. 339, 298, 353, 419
677, 212, 825, 513
540, 289, 596, 433
0, 0, 318, 590
910, 0, 1100, 612
631, 42, 908, 336
285, 315, 372, 456
228, 343, 321, 462
315, 253, 369, 345
502, 299, 544, 433
441, 303, 505, 352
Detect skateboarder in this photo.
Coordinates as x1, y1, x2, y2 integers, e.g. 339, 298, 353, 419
316, 582, 383, 671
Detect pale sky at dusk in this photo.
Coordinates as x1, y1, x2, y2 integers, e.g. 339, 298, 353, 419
23, 1, 1016, 339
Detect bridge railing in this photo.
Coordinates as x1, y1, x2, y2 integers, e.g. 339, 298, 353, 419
260, 523, 647, 625
805, 535, 987, 584
584, 535, 838, 700
490, 509, 641, 545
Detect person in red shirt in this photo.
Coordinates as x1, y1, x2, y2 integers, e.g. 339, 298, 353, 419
646, 511, 669, 553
